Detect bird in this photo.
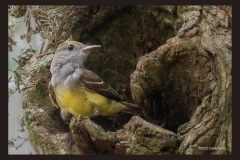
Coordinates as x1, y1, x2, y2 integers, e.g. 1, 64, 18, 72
48, 40, 143, 117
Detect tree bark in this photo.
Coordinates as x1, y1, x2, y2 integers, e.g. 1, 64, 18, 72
15, 5, 231, 154
130, 5, 232, 154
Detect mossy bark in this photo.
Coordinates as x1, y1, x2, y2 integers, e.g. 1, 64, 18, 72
21, 5, 231, 155
130, 5, 232, 154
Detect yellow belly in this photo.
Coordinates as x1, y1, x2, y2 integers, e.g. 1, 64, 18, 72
55, 86, 125, 116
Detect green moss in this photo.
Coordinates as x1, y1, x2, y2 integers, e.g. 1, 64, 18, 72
144, 137, 161, 153
28, 87, 45, 101
24, 115, 58, 154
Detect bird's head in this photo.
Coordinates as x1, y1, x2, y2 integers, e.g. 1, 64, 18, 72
51, 41, 101, 73
50, 40, 101, 86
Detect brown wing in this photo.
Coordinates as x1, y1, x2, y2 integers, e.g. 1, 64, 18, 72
79, 69, 121, 101
48, 82, 59, 108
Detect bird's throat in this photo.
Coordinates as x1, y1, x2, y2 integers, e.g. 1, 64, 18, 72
51, 64, 83, 87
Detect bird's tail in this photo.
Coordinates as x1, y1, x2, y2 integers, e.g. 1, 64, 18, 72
120, 101, 144, 116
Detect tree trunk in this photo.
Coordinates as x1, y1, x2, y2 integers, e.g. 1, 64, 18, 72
14, 5, 231, 154
130, 5, 232, 154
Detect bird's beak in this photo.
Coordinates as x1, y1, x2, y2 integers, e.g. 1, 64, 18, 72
82, 45, 101, 53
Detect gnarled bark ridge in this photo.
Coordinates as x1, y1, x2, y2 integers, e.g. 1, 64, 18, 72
130, 5, 232, 154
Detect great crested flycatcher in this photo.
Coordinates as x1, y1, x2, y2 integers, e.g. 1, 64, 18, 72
48, 40, 142, 117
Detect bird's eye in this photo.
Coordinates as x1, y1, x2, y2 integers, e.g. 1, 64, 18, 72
67, 45, 74, 51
